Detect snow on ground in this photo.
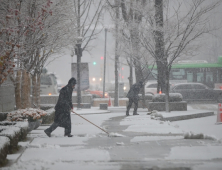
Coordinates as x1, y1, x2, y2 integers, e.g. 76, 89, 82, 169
193, 162, 222, 170
158, 109, 213, 118
4, 161, 120, 170
20, 147, 110, 162
171, 114, 222, 140
30, 137, 88, 146
121, 114, 183, 135
109, 132, 125, 137
165, 146, 222, 160
3, 111, 117, 170
2, 105, 222, 170
130, 136, 184, 143
72, 107, 110, 115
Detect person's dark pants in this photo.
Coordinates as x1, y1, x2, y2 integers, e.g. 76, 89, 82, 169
126, 98, 138, 115
45, 115, 71, 135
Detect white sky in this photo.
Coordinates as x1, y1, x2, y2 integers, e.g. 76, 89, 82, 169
46, 1, 222, 87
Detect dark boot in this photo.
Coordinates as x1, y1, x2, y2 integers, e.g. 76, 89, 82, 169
133, 112, 139, 115
65, 134, 73, 137
126, 111, 129, 116
44, 129, 51, 137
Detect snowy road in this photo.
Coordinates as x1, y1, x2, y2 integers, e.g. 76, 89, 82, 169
2, 105, 222, 170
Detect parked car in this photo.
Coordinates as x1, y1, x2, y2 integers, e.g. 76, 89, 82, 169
85, 90, 109, 98
145, 82, 171, 95
40, 73, 58, 95
170, 83, 222, 102
144, 82, 158, 95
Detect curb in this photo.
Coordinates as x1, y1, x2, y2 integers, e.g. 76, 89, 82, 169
161, 111, 214, 121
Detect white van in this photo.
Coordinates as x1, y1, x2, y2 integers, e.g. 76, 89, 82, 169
145, 81, 173, 95
40, 73, 58, 95
144, 82, 158, 95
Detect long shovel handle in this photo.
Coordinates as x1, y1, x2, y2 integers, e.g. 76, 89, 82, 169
72, 111, 109, 135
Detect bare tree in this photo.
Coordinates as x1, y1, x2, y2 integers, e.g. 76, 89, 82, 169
0, 0, 51, 86
72, 0, 105, 108
106, 0, 154, 107
140, 0, 221, 112
0, 0, 75, 108
28, 0, 76, 108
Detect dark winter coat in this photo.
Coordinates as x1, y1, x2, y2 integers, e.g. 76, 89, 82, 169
54, 78, 76, 127
126, 82, 143, 101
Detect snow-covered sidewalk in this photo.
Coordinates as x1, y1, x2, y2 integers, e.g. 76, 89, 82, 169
2, 105, 222, 170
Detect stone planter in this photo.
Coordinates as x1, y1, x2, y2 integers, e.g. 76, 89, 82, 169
28, 119, 42, 131
148, 101, 187, 111
34, 119, 42, 129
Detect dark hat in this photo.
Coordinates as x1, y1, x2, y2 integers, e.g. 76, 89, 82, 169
139, 81, 143, 87
68, 77, 77, 86
139, 80, 143, 84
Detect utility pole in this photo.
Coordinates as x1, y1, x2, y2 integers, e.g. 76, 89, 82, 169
114, 0, 119, 106
76, 0, 82, 109
103, 28, 107, 98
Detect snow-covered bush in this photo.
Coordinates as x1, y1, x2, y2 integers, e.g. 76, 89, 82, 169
6, 108, 47, 122
152, 93, 183, 102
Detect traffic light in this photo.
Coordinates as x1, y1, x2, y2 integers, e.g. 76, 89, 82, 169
100, 56, 104, 60
93, 61, 96, 65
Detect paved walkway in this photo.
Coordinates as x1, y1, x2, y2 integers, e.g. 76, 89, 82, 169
2, 104, 222, 170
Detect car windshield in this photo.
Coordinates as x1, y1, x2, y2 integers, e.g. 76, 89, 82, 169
41, 75, 52, 85
147, 84, 157, 88
173, 84, 193, 90
193, 84, 206, 90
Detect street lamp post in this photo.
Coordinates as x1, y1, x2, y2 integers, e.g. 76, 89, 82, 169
75, 37, 82, 109
103, 28, 107, 98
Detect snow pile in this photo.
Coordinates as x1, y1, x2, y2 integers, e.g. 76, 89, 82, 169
150, 110, 163, 119
109, 132, 125, 137
184, 131, 217, 140
121, 115, 183, 134
28, 143, 60, 149
7, 108, 47, 122
131, 136, 183, 143
116, 142, 124, 145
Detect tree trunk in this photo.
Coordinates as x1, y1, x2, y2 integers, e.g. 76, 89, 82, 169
165, 67, 170, 112
155, 0, 166, 93
36, 74, 41, 108
128, 58, 133, 88
156, 61, 161, 93
27, 72, 31, 108
141, 84, 146, 109
15, 70, 22, 109
21, 70, 26, 109
31, 73, 37, 108
21, 70, 31, 109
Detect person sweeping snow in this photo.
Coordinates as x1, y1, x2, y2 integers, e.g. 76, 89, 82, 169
126, 81, 144, 116
44, 77, 76, 137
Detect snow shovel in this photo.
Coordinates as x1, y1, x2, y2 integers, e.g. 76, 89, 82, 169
71, 111, 109, 135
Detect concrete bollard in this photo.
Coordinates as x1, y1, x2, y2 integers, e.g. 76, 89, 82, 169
100, 103, 108, 110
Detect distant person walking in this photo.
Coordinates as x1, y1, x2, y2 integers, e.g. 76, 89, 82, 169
126, 81, 143, 116
44, 77, 76, 137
